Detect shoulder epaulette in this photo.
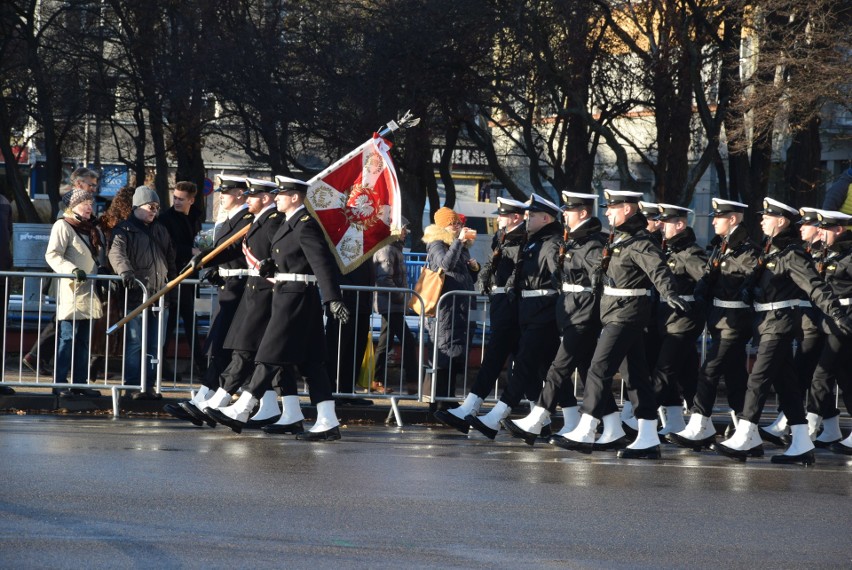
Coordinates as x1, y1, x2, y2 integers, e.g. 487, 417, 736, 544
243, 213, 253, 220
300, 214, 310, 222
269, 212, 279, 218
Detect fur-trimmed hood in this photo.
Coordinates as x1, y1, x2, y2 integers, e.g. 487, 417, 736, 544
423, 224, 472, 248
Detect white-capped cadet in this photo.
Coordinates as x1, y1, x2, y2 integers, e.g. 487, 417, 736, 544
493, 196, 527, 215
797, 207, 820, 226
602, 189, 644, 207
708, 198, 748, 216
758, 197, 800, 221
638, 201, 661, 219
561, 191, 598, 209
274, 175, 310, 192
243, 177, 278, 195
216, 174, 248, 192
816, 210, 852, 227
656, 203, 693, 221
524, 193, 561, 218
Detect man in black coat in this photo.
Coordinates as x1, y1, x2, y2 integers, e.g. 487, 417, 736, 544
433, 197, 526, 433
714, 198, 852, 465
556, 190, 689, 459
651, 204, 707, 436
669, 198, 758, 451
159, 181, 205, 378
467, 194, 562, 440
208, 176, 351, 440
504, 192, 613, 447
180, 178, 286, 425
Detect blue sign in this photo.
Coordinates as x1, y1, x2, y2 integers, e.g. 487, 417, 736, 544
97, 165, 128, 198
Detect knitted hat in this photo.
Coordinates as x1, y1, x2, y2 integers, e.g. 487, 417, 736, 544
434, 207, 460, 228
132, 185, 160, 208
67, 188, 93, 210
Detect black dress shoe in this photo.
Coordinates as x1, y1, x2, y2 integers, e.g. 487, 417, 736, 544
593, 435, 630, 451
180, 401, 217, 428
466, 414, 498, 440
262, 420, 304, 435
132, 391, 163, 401
758, 426, 787, 446
829, 442, 852, 455
501, 419, 538, 446
0, 386, 16, 395
617, 445, 661, 460
770, 450, 815, 466
712, 442, 764, 462
163, 403, 203, 426
72, 388, 102, 398
432, 409, 470, 434
296, 426, 342, 441
205, 408, 246, 434
667, 432, 716, 451
813, 438, 840, 449
549, 435, 593, 454
245, 414, 282, 429
54, 389, 77, 399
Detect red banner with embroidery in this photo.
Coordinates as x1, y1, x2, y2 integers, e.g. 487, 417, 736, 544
305, 134, 402, 274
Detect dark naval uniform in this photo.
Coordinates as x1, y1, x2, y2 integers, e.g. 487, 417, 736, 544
219, 205, 283, 392
690, 224, 758, 419
737, 225, 842, 428
581, 211, 683, 422
537, 216, 605, 413
198, 205, 253, 390
496, 220, 562, 408
804, 231, 852, 437
653, 226, 707, 409
467, 222, 526, 398
795, 238, 826, 401
244, 206, 344, 404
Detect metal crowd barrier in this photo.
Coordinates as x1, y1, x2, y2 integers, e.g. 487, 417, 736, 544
0, 270, 158, 415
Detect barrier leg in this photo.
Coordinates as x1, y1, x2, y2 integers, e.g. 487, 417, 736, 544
111, 386, 120, 417
390, 396, 403, 427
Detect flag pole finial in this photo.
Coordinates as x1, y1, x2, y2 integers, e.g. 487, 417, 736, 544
379, 110, 420, 136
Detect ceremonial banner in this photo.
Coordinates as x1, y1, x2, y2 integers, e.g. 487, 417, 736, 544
305, 134, 402, 274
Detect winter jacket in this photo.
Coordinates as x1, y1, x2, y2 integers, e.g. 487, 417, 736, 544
373, 239, 408, 313
45, 217, 104, 321
657, 227, 707, 336
555, 217, 605, 330
108, 215, 176, 307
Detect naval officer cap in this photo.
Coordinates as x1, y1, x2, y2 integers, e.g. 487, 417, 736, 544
215, 174, 248, 193
493, 197, 527, 215
561, 191, 598, 209
797, 207, 820, 226
524, 194, 561, 218
709, 198, 748, 216
657, 203, 693, 221
816, 210, 852, 228
638, 200, 660, 219
243, 177, 278, 196
274, 175, 310, 193
758, 197, 800, 221
602, 189, 644, 207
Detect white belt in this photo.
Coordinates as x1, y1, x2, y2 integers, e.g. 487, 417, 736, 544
603, 286, 651, 297
490, 286, 506, 294
521, 289, 558, 298
799, 300, 812, 308
274, 272, 317, 283
246, 269, 261, 277
562, 283, 593, 293
839, 298, 852, 306
713, 298, 749, 309
753, 300, 800, 312
218, 268, 249, 277
679, 295, 695, 302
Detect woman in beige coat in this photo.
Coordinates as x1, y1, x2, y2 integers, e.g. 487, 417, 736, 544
44, 189, 104, 397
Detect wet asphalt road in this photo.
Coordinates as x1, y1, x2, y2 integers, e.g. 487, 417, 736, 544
1, 415, 850, 569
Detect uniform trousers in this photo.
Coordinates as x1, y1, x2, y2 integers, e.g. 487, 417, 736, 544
807, 333, 852, 419
499, 321, 559, 408
537, 325, 598, 412
794, 332, 824, 400
220, 350, 256, 394
653, 332, 700, 409
692, 332, 750, 418
246, 360, 333, 405
581, 323, 654, 420
740, 332, 806, 425
468, 323, 520, 400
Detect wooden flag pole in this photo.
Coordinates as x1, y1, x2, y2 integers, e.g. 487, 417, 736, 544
106, 223, 251, 335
